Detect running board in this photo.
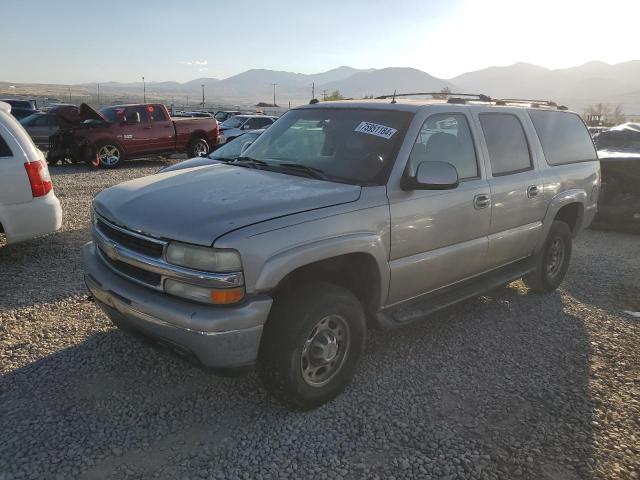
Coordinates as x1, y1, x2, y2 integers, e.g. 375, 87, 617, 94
376, 257, 535, 329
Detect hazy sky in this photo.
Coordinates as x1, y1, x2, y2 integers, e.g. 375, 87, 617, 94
2, 0, 639, 84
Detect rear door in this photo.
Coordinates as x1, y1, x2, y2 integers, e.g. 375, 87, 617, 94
473, 110, 547, 269
148, 105, 175, 152
121, 106, 156, 155
0, 123, 31, 206
387, 110, 492, 305
26, 115, 51, 147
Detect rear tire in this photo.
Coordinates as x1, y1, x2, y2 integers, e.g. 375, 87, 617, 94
95, 141, 124, 168
523, 220, 572, 292
187, 137, 209, 158
257, 282, 366, 410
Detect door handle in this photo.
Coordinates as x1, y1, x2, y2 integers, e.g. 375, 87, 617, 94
527, 185, 540, 198
474, 194, 491, 209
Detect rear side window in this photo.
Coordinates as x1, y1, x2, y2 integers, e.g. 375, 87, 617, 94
0, 133, 12, 157
480, 113, 532, 176
528, 110, 596, 165
150, 106, 167, 122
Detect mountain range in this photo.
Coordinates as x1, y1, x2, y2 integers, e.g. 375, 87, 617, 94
3, 61, 640, 113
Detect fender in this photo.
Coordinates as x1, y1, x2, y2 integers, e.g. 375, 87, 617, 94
535, 189, 586, 253
253, 232, 390, 309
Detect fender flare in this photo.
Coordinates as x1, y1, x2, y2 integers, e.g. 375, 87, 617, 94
253, 232, 390, 309
535, 189, 586, 252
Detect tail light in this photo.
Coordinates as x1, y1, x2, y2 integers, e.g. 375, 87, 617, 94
24, 160, 53, 197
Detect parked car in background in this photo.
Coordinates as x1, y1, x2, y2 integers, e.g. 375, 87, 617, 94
218, 114, 277, 145
41, 102, 76, 112
0, 98, 38, 120
158, 129, 265, 173
0, 101, 62, 244
20, 105, 80, 150
214, 110, 244, 123
48, 103, 219, 168
173, 111, 215, 118
84, 96, 599, 409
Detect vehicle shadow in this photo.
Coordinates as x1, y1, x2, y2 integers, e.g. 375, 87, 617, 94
0, 283, 596, 479
47, 156, 183, 174
563, 229, 640, 318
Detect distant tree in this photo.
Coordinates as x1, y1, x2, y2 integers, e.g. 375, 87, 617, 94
432, 87, 452, 99
324, 90, 345, 101
612, 104, 625, 125
583, 103, 613, 126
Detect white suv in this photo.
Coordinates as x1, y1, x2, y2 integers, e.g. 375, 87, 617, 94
0, 101, 62, 244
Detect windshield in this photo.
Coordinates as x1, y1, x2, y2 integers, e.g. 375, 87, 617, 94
209, 132, 261, 160
221, 116, 245, 128
215, 112, 230, 121
99, 106, 122, 123
242, 108, 412, 185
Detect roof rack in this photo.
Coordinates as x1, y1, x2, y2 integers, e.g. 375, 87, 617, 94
374, 92, 492, 102
494, 98, 568, 110
372, 91, 568, 110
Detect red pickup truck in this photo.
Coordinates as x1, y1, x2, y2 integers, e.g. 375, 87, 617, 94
48, 103, 219, 168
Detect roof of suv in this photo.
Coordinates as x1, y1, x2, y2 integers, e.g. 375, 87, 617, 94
298, 97, 575, 114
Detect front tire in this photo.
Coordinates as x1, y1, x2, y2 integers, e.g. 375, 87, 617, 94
95, 141, 124, 168
524, 220, 572, 292
257, 282, 366, 410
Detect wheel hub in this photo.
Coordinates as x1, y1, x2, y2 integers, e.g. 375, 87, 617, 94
546, 238, 565, 278
301, 314, 350, 387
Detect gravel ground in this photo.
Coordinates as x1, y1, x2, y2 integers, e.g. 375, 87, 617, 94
1, 161, 639, 480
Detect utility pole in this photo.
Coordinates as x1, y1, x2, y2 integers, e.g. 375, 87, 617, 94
271, 83, 278, 107
322, 90, 327, 101
142, 76, 146, 103
201, 84, 205, 109
97, 83, 100, 106
68, 87, 71, 103
311, 82, 315, 99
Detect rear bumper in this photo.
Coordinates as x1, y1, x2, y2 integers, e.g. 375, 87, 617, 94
83, 242, 272, 368
1, 193, 62, 243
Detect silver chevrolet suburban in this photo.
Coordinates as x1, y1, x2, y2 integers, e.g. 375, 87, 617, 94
83, 95, 600, 409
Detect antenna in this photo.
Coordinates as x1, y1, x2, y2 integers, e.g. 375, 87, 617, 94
391, 89, 397, 104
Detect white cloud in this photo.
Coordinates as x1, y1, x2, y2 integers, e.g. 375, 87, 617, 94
179, 60, 208, 67
198, 67, 209, 72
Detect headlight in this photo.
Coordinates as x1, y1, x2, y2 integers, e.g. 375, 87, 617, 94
166, 242, 242, 272
164, 279, 244, 305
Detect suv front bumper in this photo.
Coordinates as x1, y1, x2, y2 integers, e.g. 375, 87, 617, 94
83, 242, 272, 369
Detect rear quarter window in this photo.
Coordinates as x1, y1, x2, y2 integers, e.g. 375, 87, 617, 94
528, 110, 597, 165
0, 132, 12, 157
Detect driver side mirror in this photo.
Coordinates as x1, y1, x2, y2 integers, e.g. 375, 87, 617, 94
401, 161, 459, 191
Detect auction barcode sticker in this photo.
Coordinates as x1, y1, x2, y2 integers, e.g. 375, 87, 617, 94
354, 122, 397, 139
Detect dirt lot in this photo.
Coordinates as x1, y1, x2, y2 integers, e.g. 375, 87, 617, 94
1, 160, 639, 480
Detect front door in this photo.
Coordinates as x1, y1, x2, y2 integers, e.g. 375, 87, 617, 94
387, 112, 491, 305
473, 111, 547, 269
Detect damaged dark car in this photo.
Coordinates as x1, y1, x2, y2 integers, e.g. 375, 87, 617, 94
593, 123, 640, 231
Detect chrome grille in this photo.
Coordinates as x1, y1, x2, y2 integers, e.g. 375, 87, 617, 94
96, 218, 164, 258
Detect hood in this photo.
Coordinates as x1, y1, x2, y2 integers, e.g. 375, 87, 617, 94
94, 163, 361, 246
79, 103, 108, 122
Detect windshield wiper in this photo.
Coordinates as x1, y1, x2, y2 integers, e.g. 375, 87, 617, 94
276, 163, 332, 181
232, 156, 269, 168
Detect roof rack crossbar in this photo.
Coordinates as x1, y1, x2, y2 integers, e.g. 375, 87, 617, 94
374, 92, 491, 102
